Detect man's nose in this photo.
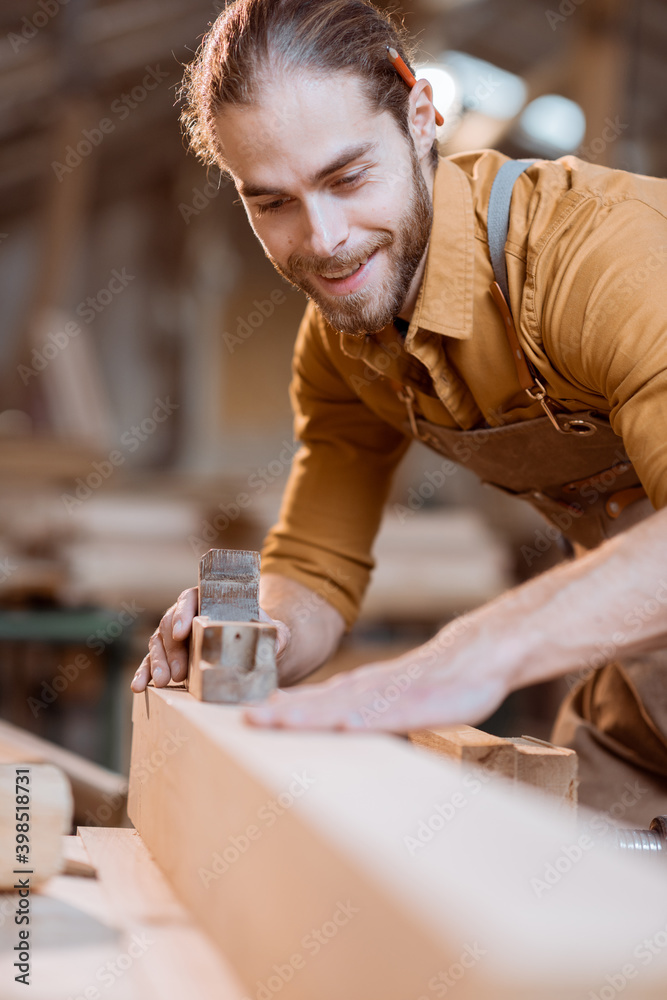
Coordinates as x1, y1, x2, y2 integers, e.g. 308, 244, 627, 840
301, 198, 349, 258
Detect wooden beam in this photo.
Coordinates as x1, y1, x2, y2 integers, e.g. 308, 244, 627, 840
409, 726, 578, 808
0, 719, 128, 827
128, 686, 667, 1000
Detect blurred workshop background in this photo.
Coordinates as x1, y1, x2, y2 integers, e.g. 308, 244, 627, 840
0, 0, 665, 811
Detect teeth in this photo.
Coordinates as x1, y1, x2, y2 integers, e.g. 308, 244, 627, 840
326, 257, 367, 280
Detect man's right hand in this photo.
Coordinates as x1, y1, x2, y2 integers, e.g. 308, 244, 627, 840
130, 585, 293, 693
131, 587, 198, 692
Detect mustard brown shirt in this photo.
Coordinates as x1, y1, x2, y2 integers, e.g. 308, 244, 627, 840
261, 149, 667, 627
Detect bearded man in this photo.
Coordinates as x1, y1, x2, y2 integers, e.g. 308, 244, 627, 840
132, 0, 667, 822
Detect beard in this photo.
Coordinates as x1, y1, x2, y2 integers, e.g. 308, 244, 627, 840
266, 150, 433, 338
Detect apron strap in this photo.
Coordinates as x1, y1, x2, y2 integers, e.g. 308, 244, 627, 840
486, 158, 592, 435
487, 158, 535, 303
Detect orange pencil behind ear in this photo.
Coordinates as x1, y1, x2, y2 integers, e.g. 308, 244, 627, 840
387, 46, 445, 127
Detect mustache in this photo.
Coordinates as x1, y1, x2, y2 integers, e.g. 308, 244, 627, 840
288, 232, 393, 276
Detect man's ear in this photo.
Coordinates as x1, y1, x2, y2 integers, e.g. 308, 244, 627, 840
407, 77, 437, 163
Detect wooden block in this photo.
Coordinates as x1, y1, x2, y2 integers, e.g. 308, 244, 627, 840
0, 719, 128, 826
409, 726, 578, 808
0, 763, 72, 888
128, 686, 667, 1000
187, 617, 277, 702
0, 829, 246, 999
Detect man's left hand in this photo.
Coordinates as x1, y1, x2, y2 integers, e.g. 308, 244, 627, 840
244, 620, 510, 733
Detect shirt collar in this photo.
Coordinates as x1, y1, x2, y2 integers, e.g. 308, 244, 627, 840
405, 156, 476, 343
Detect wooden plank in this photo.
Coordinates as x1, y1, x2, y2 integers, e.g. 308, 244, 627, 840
0, 719, 128, 826
0, 829, 246, 999
78, 827, 190, 926
409, 726, 578, 808
129, 686, 667, 1000
62, 833, 96, 878
78, 828, 246, 1000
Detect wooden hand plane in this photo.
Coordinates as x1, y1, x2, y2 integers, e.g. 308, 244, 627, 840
187, 549, 277, 703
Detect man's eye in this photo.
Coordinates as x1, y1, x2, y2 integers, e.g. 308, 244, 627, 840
255, 199, 290, 216
335, 170, 367, 189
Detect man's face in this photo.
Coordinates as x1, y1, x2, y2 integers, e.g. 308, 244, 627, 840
216, 71, 434, 337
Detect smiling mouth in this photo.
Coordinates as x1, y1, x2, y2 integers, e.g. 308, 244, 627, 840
322, 256, 369, 280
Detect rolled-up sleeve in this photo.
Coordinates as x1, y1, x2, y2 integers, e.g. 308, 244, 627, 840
261, 302, 411, 627
540, 200, 667, 510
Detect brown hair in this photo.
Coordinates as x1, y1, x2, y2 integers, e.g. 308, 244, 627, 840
180, 0, 436, 171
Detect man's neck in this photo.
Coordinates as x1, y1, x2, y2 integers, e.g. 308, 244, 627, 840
395, 158, 436, 322
396, 240, 430, 322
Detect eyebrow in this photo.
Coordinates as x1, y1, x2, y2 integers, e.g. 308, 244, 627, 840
238, 141, 378, 198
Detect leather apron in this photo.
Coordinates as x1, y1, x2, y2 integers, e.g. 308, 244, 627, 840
391, 369, 667, 825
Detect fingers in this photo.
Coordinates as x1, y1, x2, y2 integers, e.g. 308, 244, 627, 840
258, 608, 291, 659
244, 669, 377, 731
130, 654, 151, 693
171, 587, 198, 641
147, 626, 173, 686
157, 602, 191, 684
130, 587, 198, 694
244, 654, 504, 734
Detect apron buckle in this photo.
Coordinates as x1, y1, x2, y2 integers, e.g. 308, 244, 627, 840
527, 379, 597, 436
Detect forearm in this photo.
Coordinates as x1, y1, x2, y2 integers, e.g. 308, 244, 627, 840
245, 508, 667, 732
456, 505, 667, 694
260, 572, 346, 685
